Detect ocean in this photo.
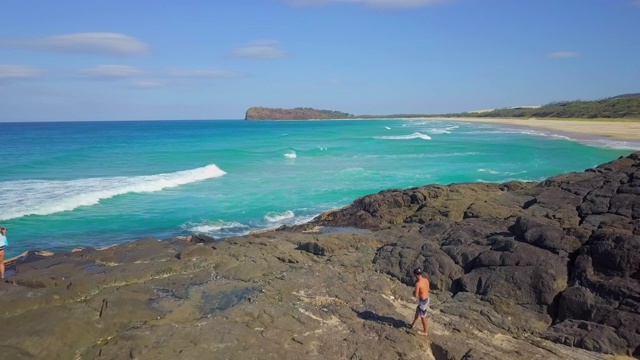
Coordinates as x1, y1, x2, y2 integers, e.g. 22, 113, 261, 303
0, 119, 636, 257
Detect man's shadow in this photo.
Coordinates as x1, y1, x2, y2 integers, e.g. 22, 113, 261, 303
356, 310, 409, 328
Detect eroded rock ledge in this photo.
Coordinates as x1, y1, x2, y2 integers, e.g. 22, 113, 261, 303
0, 153, 638, 359
303, 152, 640, 357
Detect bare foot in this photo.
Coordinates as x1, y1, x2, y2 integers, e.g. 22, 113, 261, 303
417, 331, 428, 336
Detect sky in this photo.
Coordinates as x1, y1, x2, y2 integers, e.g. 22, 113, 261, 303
1, 0, 639, 121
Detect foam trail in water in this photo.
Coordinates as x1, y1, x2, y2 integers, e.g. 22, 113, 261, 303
284, 151, 297, 158
182, 211, 315, 239
374, 132, 432, 140
0, 164, 226, 220
264, 210, 295, 222
183, 220, 250, 236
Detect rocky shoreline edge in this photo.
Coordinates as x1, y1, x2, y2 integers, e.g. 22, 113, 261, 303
0, 153, 638, 359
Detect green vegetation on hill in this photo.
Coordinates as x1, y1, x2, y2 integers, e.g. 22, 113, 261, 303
245, 93, 640, 120
438, 94, 640, 119
245, 107, 354, 120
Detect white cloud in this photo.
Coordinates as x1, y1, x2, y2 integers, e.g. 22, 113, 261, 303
284, 0, 446, 8
80, 65, 144, 80
229, 40, 288, 59
128, 80, 163, 89
0, 64, 44, 79
2, 32, 149, 56
547, 51, 581, 59
166, 69, 245, 78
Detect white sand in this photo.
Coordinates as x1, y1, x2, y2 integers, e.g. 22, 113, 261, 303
422, 117, 640, 141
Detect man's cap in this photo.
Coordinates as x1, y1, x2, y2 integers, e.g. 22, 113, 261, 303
413, 268, 422, 275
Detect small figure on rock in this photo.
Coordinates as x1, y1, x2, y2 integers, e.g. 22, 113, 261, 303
410, 268, 430, 336
0, 227, 7, 279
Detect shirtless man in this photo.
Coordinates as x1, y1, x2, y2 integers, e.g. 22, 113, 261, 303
0, 228, 7, 279
410, 268, 430, 335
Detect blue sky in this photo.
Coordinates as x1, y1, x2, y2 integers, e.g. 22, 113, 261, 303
1, 0, 639, 121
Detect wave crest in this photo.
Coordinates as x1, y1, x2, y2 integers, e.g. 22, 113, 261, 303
182, 220, 249, 236
374, 132, 432, 140
0, 164, 226, 220
264, 210, 295, 222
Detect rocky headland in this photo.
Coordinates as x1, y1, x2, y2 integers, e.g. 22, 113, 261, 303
245, 107, 354, 120
0, 153, 639, 359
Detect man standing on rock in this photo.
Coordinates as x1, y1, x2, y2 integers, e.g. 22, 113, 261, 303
0, 227, 7, 279
410, 268, 430, 336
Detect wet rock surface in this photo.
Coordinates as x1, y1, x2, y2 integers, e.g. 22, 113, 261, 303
0, 153, 638, 359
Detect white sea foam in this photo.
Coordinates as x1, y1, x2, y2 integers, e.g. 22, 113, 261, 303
576, 139, 640, 150
477, 177, 542, 183
470, 126, 640, 150
477, 168, 500, 175
374, 132, 432, 140
478, 169, 528, 176
424, 125, 458, 135
182, 220, 251, 237
427, 129, 450, 134
354, 152, 479, 159
0, 164, 226, 220
284, 151, 297, 158
291, 214, 318, 225
468, 127, 573, 141
385, 126, 391, 130
264, 210, 295, 222
340, 167, 365, 172
183, 211, 317, 238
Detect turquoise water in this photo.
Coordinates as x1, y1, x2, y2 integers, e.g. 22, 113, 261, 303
0, 119, 636, 257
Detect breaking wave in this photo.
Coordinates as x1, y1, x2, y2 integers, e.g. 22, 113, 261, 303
0, 164, 226, 220
374, 132, 432, 140
264, 210, 295, 222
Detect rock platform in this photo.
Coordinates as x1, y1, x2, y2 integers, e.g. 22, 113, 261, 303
0, 153, 638, 359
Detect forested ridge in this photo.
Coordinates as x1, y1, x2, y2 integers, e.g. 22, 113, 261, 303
245, 93, 640, 120
444, 93, 640, 119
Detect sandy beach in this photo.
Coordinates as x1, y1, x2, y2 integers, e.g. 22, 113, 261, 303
427, 117, 640, 141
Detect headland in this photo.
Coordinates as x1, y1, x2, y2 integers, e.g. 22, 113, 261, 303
246, 94, 640, 143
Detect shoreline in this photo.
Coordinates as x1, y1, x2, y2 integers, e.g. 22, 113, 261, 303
249, 117, 640, 141
5, 117, 638, 260
1, 153, 638, 358
404, 116, 640, 142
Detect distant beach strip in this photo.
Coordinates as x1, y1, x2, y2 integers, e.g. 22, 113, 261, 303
382, 117, 640, 151
425, 117, 640, 141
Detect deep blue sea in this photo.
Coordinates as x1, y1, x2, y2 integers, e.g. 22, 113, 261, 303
0, 119, 637, 257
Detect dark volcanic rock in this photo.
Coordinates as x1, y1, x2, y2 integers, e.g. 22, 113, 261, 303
310, 152, 640, 356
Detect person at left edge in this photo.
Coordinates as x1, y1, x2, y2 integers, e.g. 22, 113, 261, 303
0, 227, 7, 279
